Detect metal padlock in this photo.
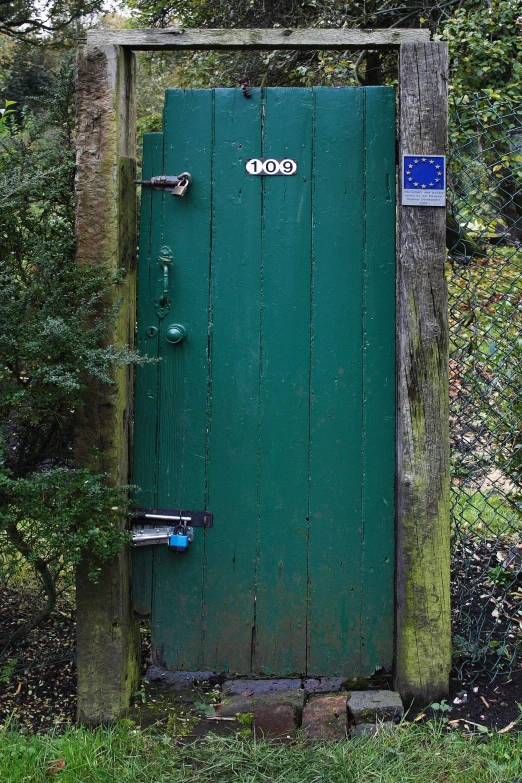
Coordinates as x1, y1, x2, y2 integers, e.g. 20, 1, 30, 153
169, 531, 189, 550
168, 523, 194, 552
172, 172, 191, 197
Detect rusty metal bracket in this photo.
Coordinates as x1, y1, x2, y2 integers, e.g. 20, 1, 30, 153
135, 172, 192, 196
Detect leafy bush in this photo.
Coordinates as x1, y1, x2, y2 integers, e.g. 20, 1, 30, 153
0, 55, 138, 643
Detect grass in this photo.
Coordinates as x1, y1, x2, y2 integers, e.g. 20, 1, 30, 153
452, 489, 520, 538
1, 722, 522, 783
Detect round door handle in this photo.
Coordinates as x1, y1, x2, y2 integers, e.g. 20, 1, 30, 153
166, 324, 187, 344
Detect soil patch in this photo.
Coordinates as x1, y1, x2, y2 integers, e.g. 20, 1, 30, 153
0, 586, 76, 733
1, 584, 522, 735
442, 671, 522, 731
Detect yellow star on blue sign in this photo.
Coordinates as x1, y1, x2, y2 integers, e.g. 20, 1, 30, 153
403, 155, 445, 191
402, 154, 446, 207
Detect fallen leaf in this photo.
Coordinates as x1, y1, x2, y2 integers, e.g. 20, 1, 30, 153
498, 721, 516, 734
241, 691, 254, 697
414, 713, 426, 722
194, 701, 216, 717
46, 760, 66, 775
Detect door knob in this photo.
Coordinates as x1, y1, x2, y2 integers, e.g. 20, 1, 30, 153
166, 324, 187, 344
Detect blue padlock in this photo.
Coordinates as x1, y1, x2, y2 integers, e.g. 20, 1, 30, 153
169, 533, 189, 551
168, 521, 193, 552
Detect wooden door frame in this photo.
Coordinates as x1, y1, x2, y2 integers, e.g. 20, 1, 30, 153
75, 29, 449, 724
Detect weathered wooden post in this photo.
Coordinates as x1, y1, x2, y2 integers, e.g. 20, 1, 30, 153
395, 41, 451, 705
75, 43, 140, 724
75, 29, 449, 723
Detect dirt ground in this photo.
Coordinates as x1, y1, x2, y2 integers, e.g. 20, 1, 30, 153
0, 587, 76, 732
0, 585, 521, 735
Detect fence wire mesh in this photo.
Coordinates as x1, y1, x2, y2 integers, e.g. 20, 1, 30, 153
448, 94, 522, 681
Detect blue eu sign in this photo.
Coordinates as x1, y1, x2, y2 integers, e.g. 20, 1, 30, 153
402, 155, 446, 207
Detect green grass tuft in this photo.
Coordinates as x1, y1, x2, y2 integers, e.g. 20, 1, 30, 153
1, 721, 522, 783
452, 489, 520, 537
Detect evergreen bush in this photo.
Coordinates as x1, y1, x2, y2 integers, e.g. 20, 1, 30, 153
0, 55, 139, 643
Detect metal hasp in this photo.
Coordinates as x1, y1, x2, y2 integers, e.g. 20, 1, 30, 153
131, 525, 192, 546
135, 172, 192, 197
131, 508, 213, 552
131, 524, 195, 551
133, 508, 213, 527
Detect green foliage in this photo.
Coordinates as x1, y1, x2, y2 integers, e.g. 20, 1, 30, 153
133, 0, 516, 142
441, 1, 522, 106
488, 337, 522, 493
131, 0, 420, 110
0, 54, 137, 479
447, 87, 522, 524
487, 565, 514, 589
449, 248, 522, 500
0, 54, 140, 641
194, 701, 216, 718
0, 100, 15, 137
448, 91, 522, 678
0, 469, 130, 583
430, 699, 452, 714
128, 0, 477, 35
0, 0, 103, 42
443, 5, 522, 247
0, 658, 16, 683
0, 42, 54, 117
451, 489, 520, 537
235, 712, 253, 726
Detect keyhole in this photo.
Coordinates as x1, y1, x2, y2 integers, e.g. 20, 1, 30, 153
146, 326, 158, 338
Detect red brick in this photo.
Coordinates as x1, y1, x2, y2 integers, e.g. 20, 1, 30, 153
302, 694, 348, 740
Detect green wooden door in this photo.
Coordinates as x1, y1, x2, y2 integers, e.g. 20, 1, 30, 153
133, 87, 396, 676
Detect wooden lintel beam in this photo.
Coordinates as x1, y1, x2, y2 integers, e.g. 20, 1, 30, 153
85, 27, 430, 51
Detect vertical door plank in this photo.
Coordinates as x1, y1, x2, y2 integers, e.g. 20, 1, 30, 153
360, 87, 396, 671
307, 88, 364, 675
132, 132, 164, 617
152, 90, 213, 669
254, 88, 313, 674
202, 89, 262, 671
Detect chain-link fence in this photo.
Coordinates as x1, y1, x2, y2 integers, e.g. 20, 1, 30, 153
448, 94, 522, 680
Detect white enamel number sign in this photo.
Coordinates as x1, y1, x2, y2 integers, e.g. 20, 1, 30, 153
246, 158, 298, 176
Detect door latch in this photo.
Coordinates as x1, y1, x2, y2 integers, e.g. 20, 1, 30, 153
131, 524, 194, 550
135, 172, 192, 197
131, 508, 213, 553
